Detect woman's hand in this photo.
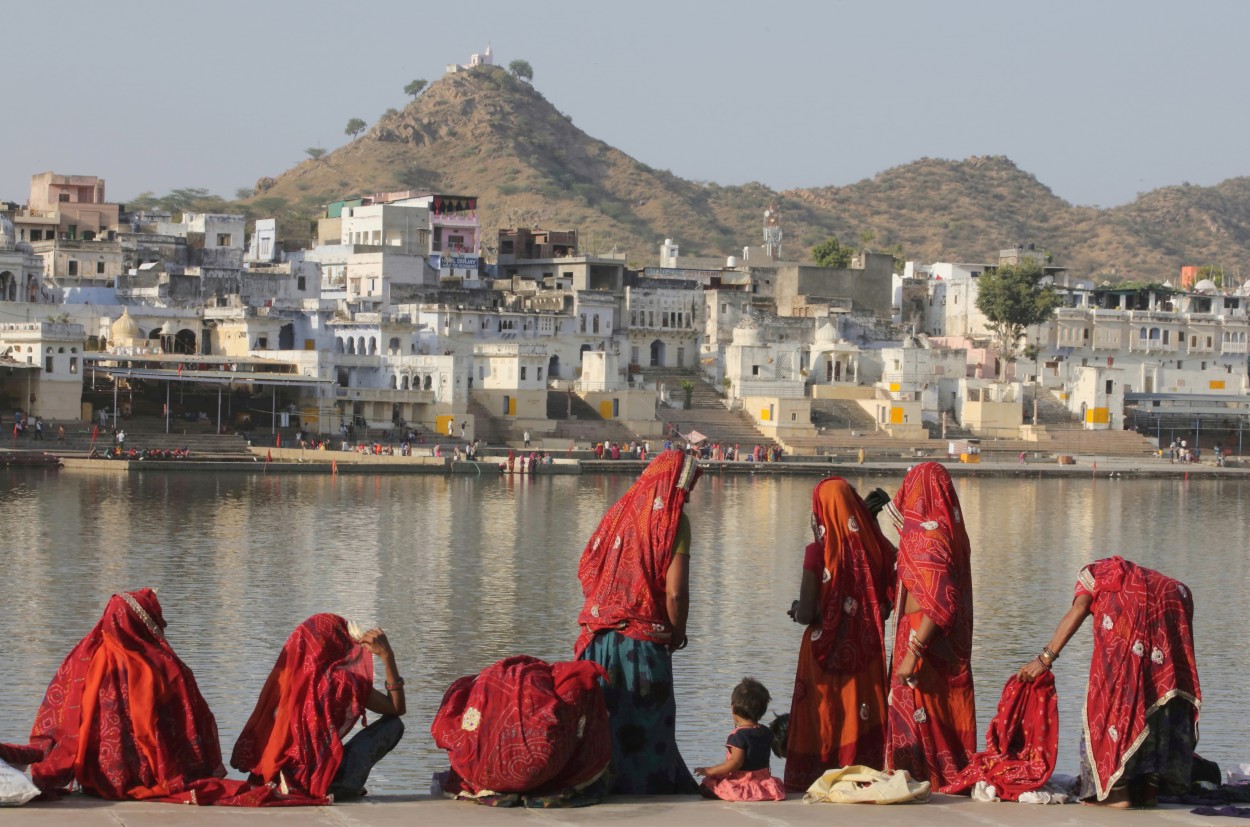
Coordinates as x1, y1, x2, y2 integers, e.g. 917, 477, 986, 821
693, 766, 710, 777
1016, 657, 1049, 683
359, 627, 393, 657
895, 651, 919, 688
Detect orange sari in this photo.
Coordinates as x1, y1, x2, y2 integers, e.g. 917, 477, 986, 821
786, 478, 896, 791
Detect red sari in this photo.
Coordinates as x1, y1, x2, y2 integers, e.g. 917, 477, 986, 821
432, 655, 611, 799
231, 614, 374, 803
28, 590, 243, 802
786, 477, 896, 791
574, 449, 700, 656
886, 462, 977, 788
1077, 557, 1200, 800
940, 672, 1058, 800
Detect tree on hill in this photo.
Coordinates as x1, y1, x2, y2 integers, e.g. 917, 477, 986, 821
975, 259, 1061, 379
404, 79, 428, 97
812, 236, 853, 269
344, 118, 367, 140
509, 59, 533, 82
305, 147, 327, 161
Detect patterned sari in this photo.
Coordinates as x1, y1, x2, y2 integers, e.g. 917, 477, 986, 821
27, 590, 259, 804
885, 462, 977, 788
785, 477, 896, 791
1077, 557, 1200, 800
575, 449, 701, 794
231, 614, 376, 803
432, 655, 610, 805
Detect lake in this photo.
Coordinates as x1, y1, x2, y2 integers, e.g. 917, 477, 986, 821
0, 467, 1245, 793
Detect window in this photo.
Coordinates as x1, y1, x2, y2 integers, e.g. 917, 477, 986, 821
45, 356, 53, 372
68, 260, 78, 276
520, 366, 527, 380
96, 261, 105, 274
500, 240, 514, 254
216, 233, 233, 247
70, 357, 78, 374
752, 365, 760, 376
58, 193, 70, 202
297, 276, 306, 290
537, 367, 543, 381
1105, 380, 1113, 394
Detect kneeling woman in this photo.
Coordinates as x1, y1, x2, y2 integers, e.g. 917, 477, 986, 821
1017, 557, 1201, 807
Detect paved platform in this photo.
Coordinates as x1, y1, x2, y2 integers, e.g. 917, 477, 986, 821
3, 793, 1242, 826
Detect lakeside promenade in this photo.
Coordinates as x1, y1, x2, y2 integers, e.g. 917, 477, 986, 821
32, 447, 1250, 480
5, 792, 1243, 825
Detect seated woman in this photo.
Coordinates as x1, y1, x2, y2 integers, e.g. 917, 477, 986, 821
28, 589, 232, 801
1017, 557, 1200, 807
231, 614, 405, 803
432, 655, 610, 806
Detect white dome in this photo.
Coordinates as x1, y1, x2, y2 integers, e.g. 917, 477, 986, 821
732, 317, 765, 346
814, 321, 836, 343
1194, 279, 1217, 293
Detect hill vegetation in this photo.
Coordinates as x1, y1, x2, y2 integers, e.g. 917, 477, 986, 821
214, 66, 1249, 282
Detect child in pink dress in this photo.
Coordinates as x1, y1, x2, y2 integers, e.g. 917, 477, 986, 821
694, 678, 786, 801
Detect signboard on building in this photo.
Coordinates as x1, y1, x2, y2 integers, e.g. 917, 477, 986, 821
431, 253, 479, 271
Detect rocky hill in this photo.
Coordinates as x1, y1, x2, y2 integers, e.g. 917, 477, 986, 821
246, 66, 1250, 282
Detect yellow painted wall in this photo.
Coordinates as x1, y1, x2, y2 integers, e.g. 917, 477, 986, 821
1085, 407, 1109, 424
760, 407, 771, 421
508, 397, 517, 416
599, 400, 613, 419
889, 382, 901, 393
437, 414, 456, 434
890, 406, 904, 424
1211, 380, 1226, 390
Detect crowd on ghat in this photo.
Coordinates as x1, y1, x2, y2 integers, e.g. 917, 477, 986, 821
0, 455, 1205, 811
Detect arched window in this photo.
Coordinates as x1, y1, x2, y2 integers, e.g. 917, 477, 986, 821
390, 375, 397, 389
580, 314, 587, 333
336, 336, 345, 353
423, 375, 432, 390
401, 375, 410, 390
368, 337, 377, 355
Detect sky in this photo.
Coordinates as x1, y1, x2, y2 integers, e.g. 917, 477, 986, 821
3, 0, 1248, 210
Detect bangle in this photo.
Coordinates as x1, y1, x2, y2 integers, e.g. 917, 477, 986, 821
385, 677, 405, 691
1042, 646, 1059, 663
907, 631, 928, 658
1036, 655, 1052, 671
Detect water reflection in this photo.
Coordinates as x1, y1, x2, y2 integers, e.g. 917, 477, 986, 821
0, 469, 1246, 795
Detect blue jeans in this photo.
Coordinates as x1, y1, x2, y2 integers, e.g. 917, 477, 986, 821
329, 715, 405, 800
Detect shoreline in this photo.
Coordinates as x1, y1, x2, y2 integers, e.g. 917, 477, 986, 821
22, 449, 1249, 479
1, 791, 1235, 825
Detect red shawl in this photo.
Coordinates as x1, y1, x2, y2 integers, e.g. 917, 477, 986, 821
0, 742, 44, 767
892, 462, 973, 655
1077, 557, 1200, 800
432, 655, 610, 796
28, 589, 232, 801
230, 614, 374, 803
940, 673, 1058, 800
886, 462, 977, 787
575, 450, 700, 656
807, 477, 896, 673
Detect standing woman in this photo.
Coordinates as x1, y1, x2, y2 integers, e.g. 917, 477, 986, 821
785, 478, 896, 791
575, 449, 701, 794
885, 462, 976, 788
1017, 557, 1200, 807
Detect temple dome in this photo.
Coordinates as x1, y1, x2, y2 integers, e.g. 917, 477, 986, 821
732, 316, 765, 346
814, 320, 836, 344
111, 309, 142, 344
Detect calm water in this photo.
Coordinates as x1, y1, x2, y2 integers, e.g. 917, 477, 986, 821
1, 468, 1247, 793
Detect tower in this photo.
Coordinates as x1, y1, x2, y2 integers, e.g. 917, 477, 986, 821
763, 204, 782, 261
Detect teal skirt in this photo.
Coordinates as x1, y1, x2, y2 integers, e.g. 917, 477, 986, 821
580, 632, 698, 795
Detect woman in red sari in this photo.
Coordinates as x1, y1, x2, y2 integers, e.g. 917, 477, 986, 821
784, 478, 896, 791
1017, 557, 1200, 807
231, 614, 406, 803
28, 589, 232, 801
575, 449, 700, 794
885, 462, 977, 788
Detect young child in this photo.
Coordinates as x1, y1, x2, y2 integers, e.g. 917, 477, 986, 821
694, 678, 786, 801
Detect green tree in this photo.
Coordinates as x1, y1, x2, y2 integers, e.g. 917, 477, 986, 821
679, 379, 695, 410
234, 187, 255, 200
811, 236, 853, 269
403, 78, 428, 97
305, 147, 327, 161
344, 118, 367, 140
975, 260, 1061, 379
508, 59, 534, 82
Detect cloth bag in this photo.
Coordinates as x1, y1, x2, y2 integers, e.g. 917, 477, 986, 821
0, 758, 39, 807
803, 765, 930, 804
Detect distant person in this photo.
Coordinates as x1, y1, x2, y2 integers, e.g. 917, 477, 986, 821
523, 429, 531, 448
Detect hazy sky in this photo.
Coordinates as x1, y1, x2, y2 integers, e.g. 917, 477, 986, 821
3, 0, 1247, 209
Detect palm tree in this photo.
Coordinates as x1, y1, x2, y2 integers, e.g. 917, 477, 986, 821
680, 380, 695, 410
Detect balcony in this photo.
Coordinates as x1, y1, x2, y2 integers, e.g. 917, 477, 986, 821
334, 387, 435, 404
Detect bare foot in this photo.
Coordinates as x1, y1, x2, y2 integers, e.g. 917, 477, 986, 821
1082, 786, 1131, 808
